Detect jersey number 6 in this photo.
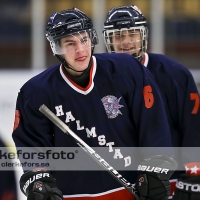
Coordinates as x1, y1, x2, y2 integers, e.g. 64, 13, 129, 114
143, 85, 154, 108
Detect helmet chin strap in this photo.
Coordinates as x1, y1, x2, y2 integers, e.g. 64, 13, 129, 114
55, 54, 85, 72
55, 47, 94, 85
55, 47, 95, 73
131, 48, 144, 62
132, 53, 143, 62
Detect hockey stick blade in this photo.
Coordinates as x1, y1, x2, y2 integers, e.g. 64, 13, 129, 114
39, 104, 140, 200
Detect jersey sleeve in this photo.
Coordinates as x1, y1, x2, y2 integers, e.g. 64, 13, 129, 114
12, 86, 53, 148
113, 55, 173, 158
133, 67, 172, 146
146, 54, 200, 167
12, 83, 54, 172
175, 67, 200, 163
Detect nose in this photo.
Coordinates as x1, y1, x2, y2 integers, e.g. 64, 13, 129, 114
121, 34, 131, 44
75, 41, 85, 53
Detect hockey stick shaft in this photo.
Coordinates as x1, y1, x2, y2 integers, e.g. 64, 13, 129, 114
39, 104, 140, 200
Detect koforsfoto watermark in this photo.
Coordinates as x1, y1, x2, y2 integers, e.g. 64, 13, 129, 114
0, 149, 76, 160
0, 147, 78, 171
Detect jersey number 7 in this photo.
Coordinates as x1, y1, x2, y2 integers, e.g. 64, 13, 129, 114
190, 93, 200, 114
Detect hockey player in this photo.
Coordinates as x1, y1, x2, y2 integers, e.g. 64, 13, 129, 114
12, 8, 177, 200
103, 5, 200, 199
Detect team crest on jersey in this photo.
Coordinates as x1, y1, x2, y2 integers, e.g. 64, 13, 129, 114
101, 95, 124, 119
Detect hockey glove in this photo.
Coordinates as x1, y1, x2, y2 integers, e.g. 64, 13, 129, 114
20, 170, 63, 200
172, 174, 200, 200
136, 155, 178, 200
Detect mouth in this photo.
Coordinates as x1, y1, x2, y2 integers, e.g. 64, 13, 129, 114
75, 56, 87, 61
118, 48, 136, 54
121, 47, 135, 52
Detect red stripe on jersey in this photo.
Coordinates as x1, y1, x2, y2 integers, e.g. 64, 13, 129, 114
63, 188, 134, 200
63, 180, 177, 199
141, 54, 146, 65
170, 179, 176, 197
61, 59, 94, 91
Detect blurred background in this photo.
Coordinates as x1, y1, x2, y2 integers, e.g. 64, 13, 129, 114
1, 0, 200, 70
1, 0, 200, 152
0, 0, 200, 199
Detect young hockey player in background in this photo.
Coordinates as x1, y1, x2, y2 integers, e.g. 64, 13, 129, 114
103, 5, 200, 199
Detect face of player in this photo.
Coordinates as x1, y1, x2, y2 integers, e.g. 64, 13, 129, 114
60, 31, 92, 76
112, 29, 142, 56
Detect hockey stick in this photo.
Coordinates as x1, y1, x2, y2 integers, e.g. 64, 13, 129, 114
39, 104, 140, 200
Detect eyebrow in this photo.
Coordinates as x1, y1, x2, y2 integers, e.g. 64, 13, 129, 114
63, 36, 88, 43
64, 39, 76, 43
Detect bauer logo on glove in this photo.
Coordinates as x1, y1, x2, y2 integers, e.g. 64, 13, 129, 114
137, 165, 169, 174
20, 170, 63, 200
136, 155, 178, 200
22, 172, 50, 194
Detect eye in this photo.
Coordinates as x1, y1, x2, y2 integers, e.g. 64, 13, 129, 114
114, 32, 120, 37
66, 42, 75, 46
81, 37, 88, 43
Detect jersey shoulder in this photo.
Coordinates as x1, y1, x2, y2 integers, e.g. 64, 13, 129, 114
22, 65, 59, 88
94, 53, 145, 78
20, 64, 60, 98
148, 53, 191, 74
147, 53, 194, 81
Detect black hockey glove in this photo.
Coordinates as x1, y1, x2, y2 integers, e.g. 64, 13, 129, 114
136, 155, 178, 200
20, 170, 63, 200
172, 174, 200, 200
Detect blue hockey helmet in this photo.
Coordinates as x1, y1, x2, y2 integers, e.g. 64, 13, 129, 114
46, 8, 98, 55
103, 5, 148, 61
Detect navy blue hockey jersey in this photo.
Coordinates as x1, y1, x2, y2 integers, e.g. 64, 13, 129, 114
12, 53, 173, 200
142, 52, 200, 196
